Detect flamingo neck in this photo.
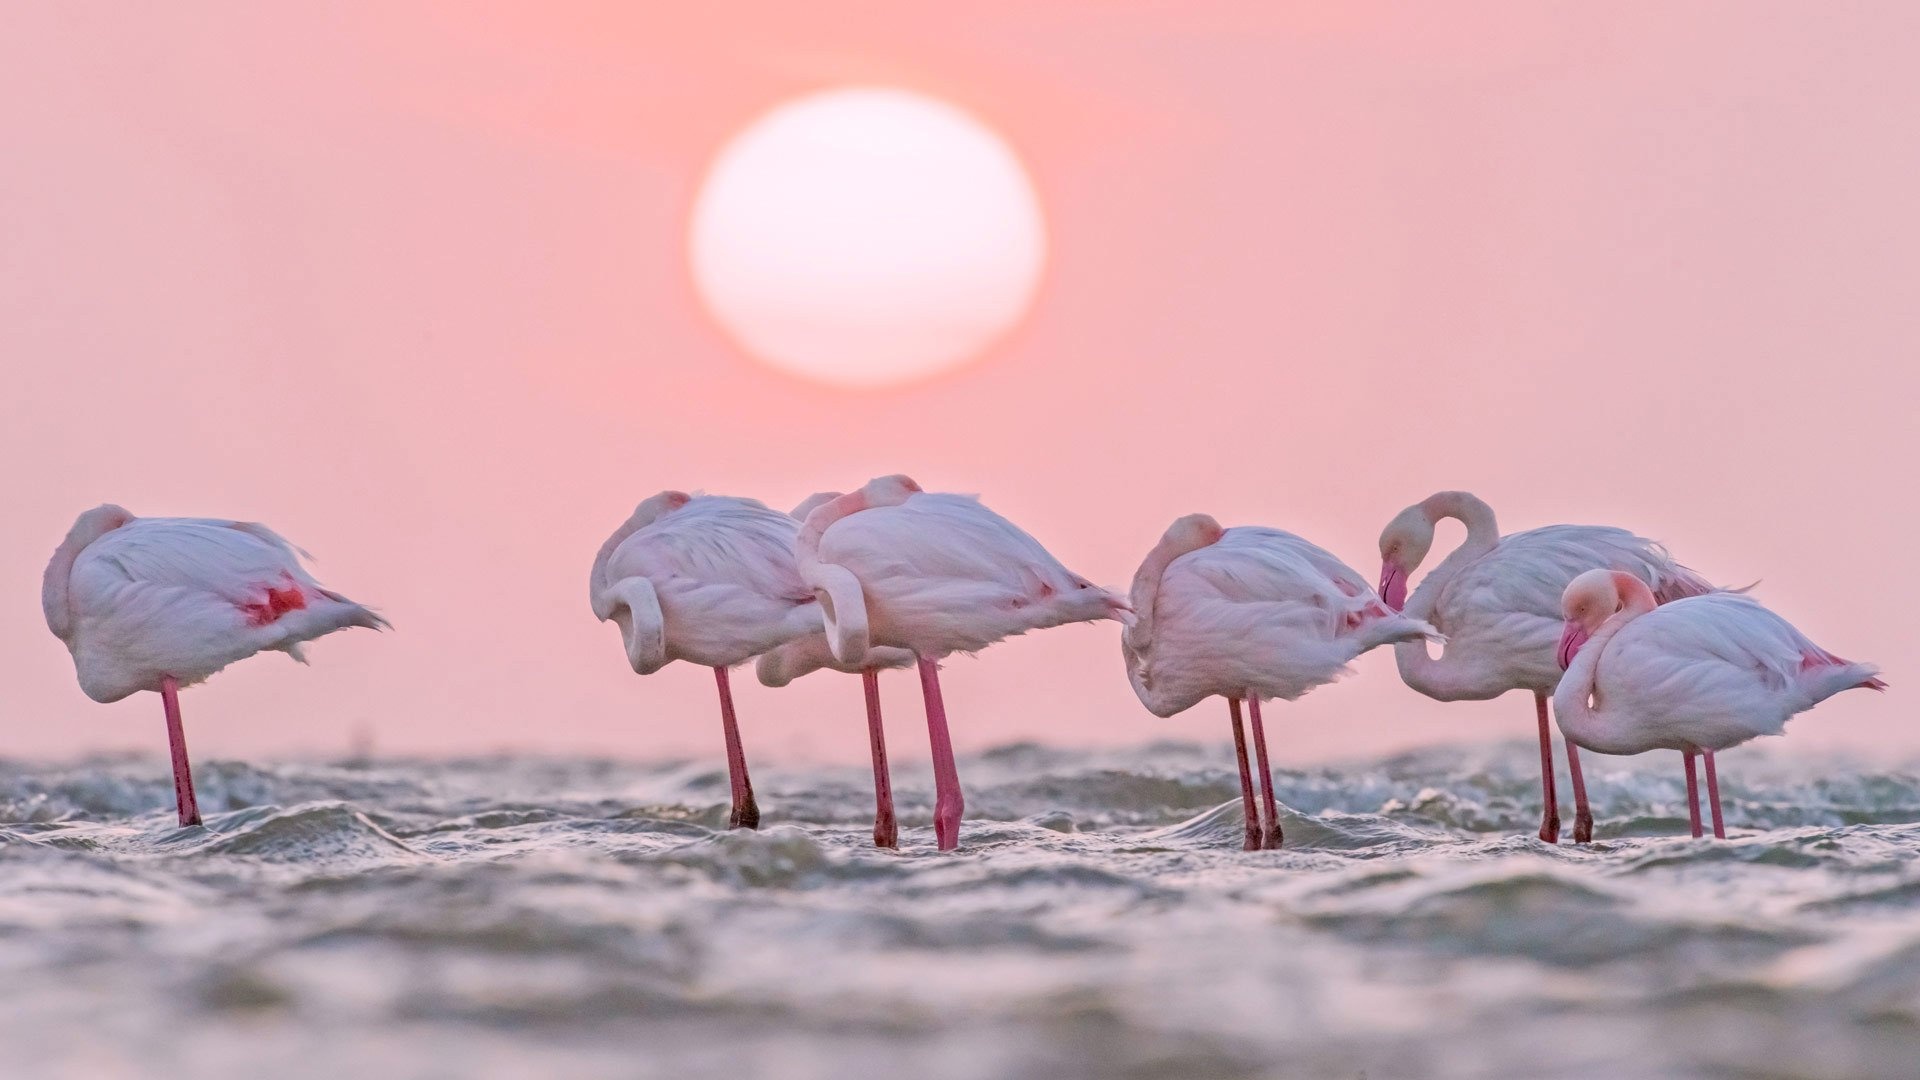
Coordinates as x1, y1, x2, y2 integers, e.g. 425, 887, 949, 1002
1391, 494, 1500, 691
1125, 520, 1222, 652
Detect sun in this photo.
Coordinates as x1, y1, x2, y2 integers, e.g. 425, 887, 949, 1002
689, 88, 1047, 389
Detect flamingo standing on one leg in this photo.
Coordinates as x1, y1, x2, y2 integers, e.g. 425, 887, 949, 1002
1375, 491, 1714, 843
795, 475, 1131, 852
1554, 569, 1883, 839
591, 492, 830, 830
42, 505, 388, 827
1122, 515, 1440, 850
756, 492, 915, 849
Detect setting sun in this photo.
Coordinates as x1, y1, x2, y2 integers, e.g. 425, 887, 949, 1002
689, 87, 1046, 389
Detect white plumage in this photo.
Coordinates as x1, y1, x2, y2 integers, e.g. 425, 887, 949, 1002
590, 493, 822, 674
1555, 580, 1882, 757
1124, 518, 1439, 718
45, 504, 387, 703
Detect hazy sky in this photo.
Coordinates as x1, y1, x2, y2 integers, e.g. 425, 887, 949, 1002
4, 5, 1913, 768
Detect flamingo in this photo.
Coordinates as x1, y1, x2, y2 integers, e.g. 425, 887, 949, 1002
1122, 515, 1440, 850
42, 505, 387, 827
756, 492, 915, 849
590, 492, 827, 830
1375, 491, 1714, 843
795, 474, 1130, 851
1554, 569, 1884, 839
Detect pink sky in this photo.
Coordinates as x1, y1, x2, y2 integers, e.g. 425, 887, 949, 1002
3, 5, 1913, 767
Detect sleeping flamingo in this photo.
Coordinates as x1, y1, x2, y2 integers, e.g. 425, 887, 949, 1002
42, 505, 387, 827
796, 474, 1130, 851
1123, 515, 1440, 850
1376, 491, 1713, 843
1555, 569, 1883, 839
591, 492, 828, 830
756, 492, 915, 849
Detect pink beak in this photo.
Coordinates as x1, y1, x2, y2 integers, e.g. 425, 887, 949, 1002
1556, 622, 1590, 670
1377, 562, 1408, 613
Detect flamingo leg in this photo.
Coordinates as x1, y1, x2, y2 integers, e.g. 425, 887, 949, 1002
917, 656, 964, 852
1246, 697, 1283, 850
1227, 698, 1261, 852
1534, 692, 1560, 844
1566, 741, 1593, 844
1682, 751, 1703, 838
863, 668, 896, 849
1703, 750, 1726, 839
159, 676, 202, 828
713, 666, 759, 830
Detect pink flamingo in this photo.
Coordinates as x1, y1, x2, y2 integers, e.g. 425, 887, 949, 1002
795, 475, 1130, 852
590, 492, 828, 830
1376, 491, 1713, 843
1555, 569, 1883, 839
1123, 515, 1440, 850
756, 492, 915, 849
42, 505, 387, 827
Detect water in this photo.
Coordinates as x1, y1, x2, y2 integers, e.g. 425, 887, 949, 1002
4, 740, 1920, 1080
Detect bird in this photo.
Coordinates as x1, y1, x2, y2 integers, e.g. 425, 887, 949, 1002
1554, 568, 1884, 839
1123, 514, 1440, 850
794, 474, 1131, 851
755, 492, 915, 849
1375, 491, 1714, 844
42, 504, 387, 827
590, 491, 828, 830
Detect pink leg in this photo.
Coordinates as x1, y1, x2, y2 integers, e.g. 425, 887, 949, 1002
1228, 698, 1261, 852
917, 656, 964, 851
863, 669, 896, 849
160, 676, 202, 828
1246, 697, 1283, 850
713, 666, 759, 830
1682, 751, 1703, 838
1534, 693, 1560, 844
1566, 741, 1593, 844
1703, 750, 1726, 839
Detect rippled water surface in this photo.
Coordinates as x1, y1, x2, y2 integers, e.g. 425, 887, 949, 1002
5, 740, 1920, 1079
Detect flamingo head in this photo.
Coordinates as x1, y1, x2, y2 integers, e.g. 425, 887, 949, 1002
1376, 504, 1435, 612
1164, 513, 1226, 550
861, 474, 923, 505
638, 490, 692, 519
1557, 568, 1638, 669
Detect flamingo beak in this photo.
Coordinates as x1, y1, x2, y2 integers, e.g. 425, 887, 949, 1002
1556, 622, 1590, 670
1377, 562, 1408, 612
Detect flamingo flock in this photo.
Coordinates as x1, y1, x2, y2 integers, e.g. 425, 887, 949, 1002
41, 484, 1882, 849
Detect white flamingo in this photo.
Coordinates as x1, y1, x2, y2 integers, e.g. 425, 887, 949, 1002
42, 505, 387, 826
796, 475, 1130, 851
590, 492, 826, 829
1376, 491, 1714, 843
1123, 515, 1440, 849
1555, 569, 1883, 838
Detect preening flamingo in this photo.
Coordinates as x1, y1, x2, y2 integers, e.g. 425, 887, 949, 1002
591, 492, 827, 829
42, 505, 387, 826
796, 474, 1131, 851
1376, 491, 1713, 843
1555, 569, 1883, 839
756, 492, 915, 848
1123, 515, 1440, 850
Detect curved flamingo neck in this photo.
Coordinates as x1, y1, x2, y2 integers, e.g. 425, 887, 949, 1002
590, 491, 687, 618
795, 476, 917, 565
1390, 495, 1503, 695
1126, 516, 1223, 652
1553, 578, 1655, 752
43, 504, 134, 640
